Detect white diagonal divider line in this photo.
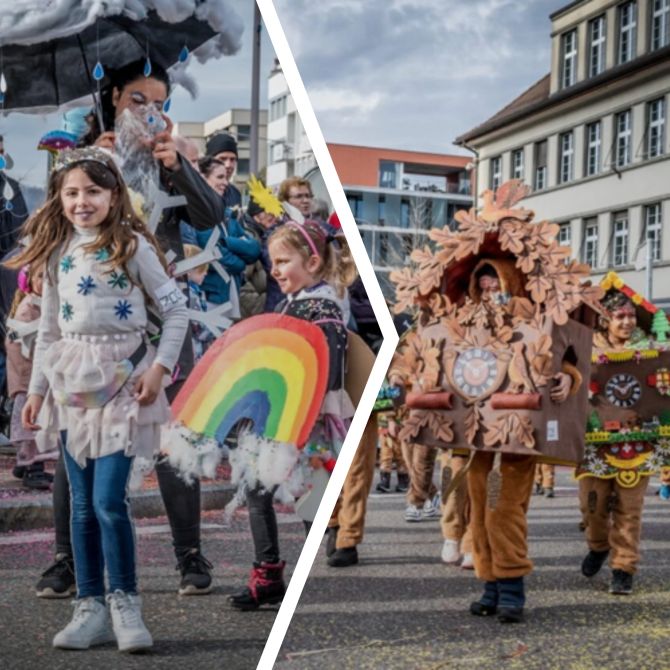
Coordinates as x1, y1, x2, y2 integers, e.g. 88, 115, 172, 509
256, 1, 399, 668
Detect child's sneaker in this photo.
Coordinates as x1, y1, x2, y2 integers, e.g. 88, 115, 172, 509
177, 548, 213, 595
422, 495, 441, 519
544, 487, 555, 498
441, 539, 461, 564
460, 552, 474, 570
404, 504, 423, 522
396, 472, 410, 493
107, 590, 153, 652
36, 553, 76, 598
659, 484, 670, 500
53, 597, 115, 649
376, 471, 392, 493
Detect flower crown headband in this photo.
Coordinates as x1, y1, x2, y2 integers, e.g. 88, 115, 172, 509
52, 147, 116, 174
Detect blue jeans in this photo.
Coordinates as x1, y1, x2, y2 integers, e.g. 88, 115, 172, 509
62, 444, 137, 598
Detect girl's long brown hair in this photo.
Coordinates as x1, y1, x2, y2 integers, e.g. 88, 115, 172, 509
6, 156, 167, 284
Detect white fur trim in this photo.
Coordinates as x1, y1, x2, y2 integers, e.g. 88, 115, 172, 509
161, 422, 220, 484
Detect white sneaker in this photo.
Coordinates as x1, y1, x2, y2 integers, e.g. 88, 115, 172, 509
461, 552, 474, 570
107, 590, 153, 653
441, 539, 461, 564
404, 504, 423, 522
53, 597, 115, 649
422, 496, 441, 519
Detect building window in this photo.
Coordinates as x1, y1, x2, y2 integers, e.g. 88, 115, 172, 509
612, 212, 629, 266
379, 160, 399, 189
583, 219, 599, 268
652, 0, 670, 50
561, 29, 578, 88
534, 141, 547, 190
644, 203, 663, 261
646, 98, 666, 159
490, 156, 502, 190
347, 194, 363, 220
269, 95, 287, 121
400, 199, 410, 228
588, 15, 606, 77
615, 109, 632, 168
559, 131, 574, 184
559, 223, 572, 246
617, 2, 637, 64
378, 196, 386, 225
236, 158, 250, 174
585, 121, 602, 176
236, 124, 251, 140
511, 148, 524, 180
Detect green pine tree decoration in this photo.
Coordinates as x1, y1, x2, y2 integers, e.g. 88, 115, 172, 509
651, 309, 670, 343
587, 410, 603, 432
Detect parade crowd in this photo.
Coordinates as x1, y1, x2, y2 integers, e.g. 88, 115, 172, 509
0, 59, 380, 653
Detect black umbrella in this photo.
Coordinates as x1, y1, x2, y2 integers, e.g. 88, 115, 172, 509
0, 10, 221, 114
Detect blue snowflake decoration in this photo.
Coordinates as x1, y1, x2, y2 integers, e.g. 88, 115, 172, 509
114, 300, 133, 321
61, 302, 74, 322
60, 255, 75, 274
95, 248, 110, 261
107, 271, 129, 290
77, 275, 96, 296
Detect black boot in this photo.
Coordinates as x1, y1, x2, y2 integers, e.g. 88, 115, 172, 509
396, 472, 410, 493
581, 549, 609, 577
376, 471, 392, 493
470, 580, 498, 617
497, 577, 525, 623
229, 561, 286, 610
609, 569, 633, 595
328, 546, 358, 568
325, 526, 339, 557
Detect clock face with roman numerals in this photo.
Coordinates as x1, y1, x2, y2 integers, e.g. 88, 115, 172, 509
453, 348, 498, 399
605, 373, 641, 408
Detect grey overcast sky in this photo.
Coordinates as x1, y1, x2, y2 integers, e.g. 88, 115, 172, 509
273, 0, 561, 156
0, 0, 274, 187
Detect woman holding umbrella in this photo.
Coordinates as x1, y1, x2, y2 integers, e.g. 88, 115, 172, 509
36, 59, 220, 600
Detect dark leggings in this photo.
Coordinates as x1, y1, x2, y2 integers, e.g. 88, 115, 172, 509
52, 382, 202, 560
247, 486, 280, 564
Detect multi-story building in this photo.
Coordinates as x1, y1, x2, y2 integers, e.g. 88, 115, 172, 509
456, 0, 670, 305
266, 59, 317, 188
173, 108, 267, 196
326, 143, 472, 297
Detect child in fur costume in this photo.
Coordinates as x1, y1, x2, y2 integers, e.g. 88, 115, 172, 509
228, 220, 357, 610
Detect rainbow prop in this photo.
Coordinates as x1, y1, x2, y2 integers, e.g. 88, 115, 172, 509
37, 130, 79, 154
172, 314, 329, 447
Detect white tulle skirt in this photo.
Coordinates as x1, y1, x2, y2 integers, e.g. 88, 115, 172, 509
36, 332, 169, 467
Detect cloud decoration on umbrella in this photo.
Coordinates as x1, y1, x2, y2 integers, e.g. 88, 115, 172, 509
0, 0, 244, 113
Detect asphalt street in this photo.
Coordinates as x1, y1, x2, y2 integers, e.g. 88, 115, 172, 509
0, 505, 305, 670
276, 469, 670, 670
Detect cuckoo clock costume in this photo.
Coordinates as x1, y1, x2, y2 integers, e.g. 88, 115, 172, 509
577, 272, 670, 593
389, 181, 601, 622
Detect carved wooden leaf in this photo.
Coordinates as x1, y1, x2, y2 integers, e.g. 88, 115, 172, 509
454, 231, 485, 260
398, 410, 427, 444
515, 415, 536, 449
580, 282, 606, 306
517, 253, 538, 275
426, 413, 454, 443
480, 189, 532, 224
545, 293, 570, 325
410, 246, 434, 266
464, 404, 481, 444
508, 297, 535, 321
532, 220, 560, 246
483, 415, 510, 447
493, 180, 531, 209
525, 273, 552, 303
419, 267, 444, 297
419, 339, 442, 390
538, 244, 571, 268
497, 221, 526, 255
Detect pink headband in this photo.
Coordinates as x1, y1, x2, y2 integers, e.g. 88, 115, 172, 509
285, 221, 321, 258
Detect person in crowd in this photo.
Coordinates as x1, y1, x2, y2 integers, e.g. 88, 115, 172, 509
173, 136, 201, 172
204, 133, 241, 208
278, 177, 313, 220
194, 156, 261, 317
14, 147, 188, 651
6, 264, 59, 490
230, 220, 356, 608
310, 198, 330, 225
534, 463, 555, 498
439, 452, 473, 568
376, 409, 409, 493
37, 58, 223, 599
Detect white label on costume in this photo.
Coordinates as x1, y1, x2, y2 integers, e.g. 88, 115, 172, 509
155, 278, 187, 313
546, 420, 559, 442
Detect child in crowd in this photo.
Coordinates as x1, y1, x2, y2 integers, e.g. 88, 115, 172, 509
6, 264, 59, 489
182, 243, 215, 361
229, 220, 357, 610
13, 147, 188, 652
376, 409, 409, 493
534, 463, 556, 498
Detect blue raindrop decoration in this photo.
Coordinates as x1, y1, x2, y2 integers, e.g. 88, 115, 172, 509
178, 45, 189, 63
5, 201, 12, 211
144, 57, 152, 77
163, 98, 171, 114
0, 93, 4, 105
0, 155, 6, 171
92, 61, 105, 81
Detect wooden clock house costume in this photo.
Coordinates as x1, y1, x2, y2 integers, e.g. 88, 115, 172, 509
577, 272, 670, 594
389, 180, 601, 622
